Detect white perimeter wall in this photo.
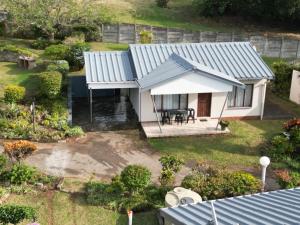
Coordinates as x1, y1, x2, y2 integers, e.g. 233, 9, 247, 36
128, 79, 267, 122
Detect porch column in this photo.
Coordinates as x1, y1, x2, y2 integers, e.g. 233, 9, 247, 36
89, 88, 93, 124
151, 94, 162, 133
216, 92, 229, 130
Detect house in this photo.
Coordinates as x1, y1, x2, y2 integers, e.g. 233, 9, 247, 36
159, 188, 300, 225
83, 42, 274, 137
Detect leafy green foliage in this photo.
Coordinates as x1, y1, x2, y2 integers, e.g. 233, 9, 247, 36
4, 85, 25, 103
6, 164, 36, 185
266, 135, 294, 161
139, 30, 153, 44
46, 60, 70, 76
0, 44, 35, 57
181, 168, 260, 200
31, 38, 62, 50
0, 204, 36, 225
0, 154, 8, 174
159, 155, 184, 186
65, 42, 90, 71
156, 0, 170, 8
120, 165, 151, 193
275, 169, 300, 188
64, 126, 84, 137
39, 71, 62, 99
43, 44, 70, 60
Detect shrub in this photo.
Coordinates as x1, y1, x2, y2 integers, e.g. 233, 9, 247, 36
267, 135, 294, 161
6, 164, 36, 185
120, 165, 151, 193
159, 155, 184, 186
46, 60, 70, 76
65, 42, 90, 71
39, 71, 62, 99
0, 205, 36, 225
275, 169, 300, 188
156, 0, 170, 8
290, 127, 300, 147
4, 85, 25, 103
139, 30, 153, 44
0, 154, 8, 174
284, 119, 300, 131
4, 140, 37, 163
31, 38, 61, 50
181, 170, 260, 200
43, 44, 69, 60
72, 24, 100, 41
64, 126, 84, 137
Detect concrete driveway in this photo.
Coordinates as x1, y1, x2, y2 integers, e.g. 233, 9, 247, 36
0, 130, 186, 183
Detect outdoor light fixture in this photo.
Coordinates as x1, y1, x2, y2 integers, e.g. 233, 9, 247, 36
259, 156, 270, 192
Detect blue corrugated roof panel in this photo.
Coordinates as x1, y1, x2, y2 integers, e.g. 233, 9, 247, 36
84, 51, 135, 83
160, 188, 300, 225
129, 42, 274, 81
137, 53, 244, 91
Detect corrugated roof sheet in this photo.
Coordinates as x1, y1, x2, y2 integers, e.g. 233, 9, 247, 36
129, 42, 274, 80
137, 53, 244, 91
84, 51, 134, 83
160, 188, 300, 225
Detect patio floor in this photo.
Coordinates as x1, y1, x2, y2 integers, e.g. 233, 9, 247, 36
142, 118, 230, 138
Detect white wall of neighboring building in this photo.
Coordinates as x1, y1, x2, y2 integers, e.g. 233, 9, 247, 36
289, 70, 300, 105
211, 79, 267, 118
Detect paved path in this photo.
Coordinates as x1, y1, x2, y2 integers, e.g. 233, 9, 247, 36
0, 131, 189, 183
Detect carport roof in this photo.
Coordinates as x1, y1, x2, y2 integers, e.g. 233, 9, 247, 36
159, 188, 300, 225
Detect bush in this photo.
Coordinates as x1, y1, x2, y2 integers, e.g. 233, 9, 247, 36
39, 71, 62, 99
64, 126, 84, 137
0, 205, 36, 225
4, 85, 25, 103
65, 42, 90, 71
46, 60, 70, 76
120, 165, 151, 193
4, 140, 37, 163
181, 170, 260, 200
43, 44, 69, 60
72, 24, 100, 41
275, 169, 300, 188
139, 30, 153, 44
159, 155, 184, 186
0, 154, 8, 174
31, 38, 61, 50
267, 135, 294, 161
290, 127, 300, 148
156, 0, 170, 7
6, 164, 36, 185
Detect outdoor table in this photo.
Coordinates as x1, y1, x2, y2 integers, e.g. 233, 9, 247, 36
162, 109, 188, 124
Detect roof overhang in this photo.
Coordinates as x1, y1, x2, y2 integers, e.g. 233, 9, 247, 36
87, 81, 138, 89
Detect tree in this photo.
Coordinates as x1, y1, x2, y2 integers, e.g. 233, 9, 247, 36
1, 0, 113, 39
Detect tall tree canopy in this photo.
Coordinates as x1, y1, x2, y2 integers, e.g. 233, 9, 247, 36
0, 0, 113, 39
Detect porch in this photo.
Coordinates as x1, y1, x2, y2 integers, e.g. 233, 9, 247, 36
141, 118, 229, 138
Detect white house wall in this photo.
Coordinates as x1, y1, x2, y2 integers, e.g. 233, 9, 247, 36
129, 88, 140, 121
150, 72, 233, 95
211, 79, 267, 118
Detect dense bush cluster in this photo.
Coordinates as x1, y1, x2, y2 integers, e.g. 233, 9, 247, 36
39, 71, 63, 99
46, 60, 70, 76
159, 155, 184, 186
3, 140, 37, 163
4, 85, 25, 104
275, 169, 300, 188
181, 167, 260, 200
272, 61, 300, 97
193, 0, 300, 25
0, 204, 36, 225
86, 164, 169, 212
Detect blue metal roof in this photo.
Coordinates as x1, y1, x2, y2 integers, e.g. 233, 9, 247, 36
84, 51, 134, 83
129, 42, 274, 80
159, 188, 300, 225
137, 53, 244, 91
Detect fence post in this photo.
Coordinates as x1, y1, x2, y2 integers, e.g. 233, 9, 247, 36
296, 40, 300, 59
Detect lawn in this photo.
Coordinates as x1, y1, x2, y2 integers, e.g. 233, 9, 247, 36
148, 120, 284, 169
6, 191, 158, 225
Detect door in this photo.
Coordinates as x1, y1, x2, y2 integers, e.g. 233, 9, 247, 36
197, 93, 211, 117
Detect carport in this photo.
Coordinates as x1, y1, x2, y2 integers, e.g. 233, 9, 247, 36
84, 51, 138, 123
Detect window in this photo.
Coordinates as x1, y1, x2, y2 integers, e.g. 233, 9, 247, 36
154, 94, 188, 111
228, 84, 253, 108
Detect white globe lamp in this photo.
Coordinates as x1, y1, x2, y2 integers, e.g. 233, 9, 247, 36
259, 156, 270, 192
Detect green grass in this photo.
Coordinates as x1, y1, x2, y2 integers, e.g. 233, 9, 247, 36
148, 120, 284, 168
6, 191, 158, 225
89, 42, 129, 51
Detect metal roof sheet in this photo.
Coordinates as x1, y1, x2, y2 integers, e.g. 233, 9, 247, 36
129, 42, 274, 80
137, 53, 244, 91
160, 188, 300, 225
84, 51, 135, 83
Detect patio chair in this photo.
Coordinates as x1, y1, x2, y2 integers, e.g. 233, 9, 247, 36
187, 108, 195, 123
161, 110, 170, 125
175, 112, 184, 125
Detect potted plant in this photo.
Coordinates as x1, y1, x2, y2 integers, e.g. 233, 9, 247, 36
219, 120, 229, 131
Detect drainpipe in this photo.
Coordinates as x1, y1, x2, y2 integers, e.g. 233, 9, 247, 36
260, 81, 267, 120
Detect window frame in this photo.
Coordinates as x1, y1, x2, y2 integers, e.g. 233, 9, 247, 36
153, 94, 189, 112
228, 84, 254, 108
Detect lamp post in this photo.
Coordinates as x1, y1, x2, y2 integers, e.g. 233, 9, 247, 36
259, 156, 270, 192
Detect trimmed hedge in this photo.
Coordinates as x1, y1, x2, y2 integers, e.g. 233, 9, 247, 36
4, 85, 25, 103
43, 44, 69, 60
46, 60, 70, 76
39, 71, 62, 99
